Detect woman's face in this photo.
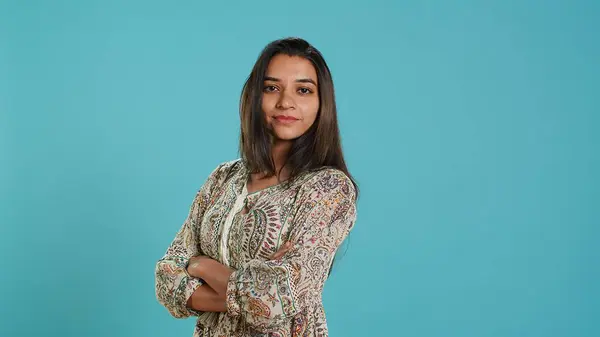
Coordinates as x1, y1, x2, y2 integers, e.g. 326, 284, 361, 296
262, 54, 320, 141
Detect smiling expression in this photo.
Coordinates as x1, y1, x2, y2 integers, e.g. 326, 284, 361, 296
261, 54, 320, 141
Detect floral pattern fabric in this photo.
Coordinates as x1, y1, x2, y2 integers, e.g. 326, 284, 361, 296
155, 159, 357, 336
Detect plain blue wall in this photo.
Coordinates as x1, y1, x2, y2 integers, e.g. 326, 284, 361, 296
1, 1, 598, 336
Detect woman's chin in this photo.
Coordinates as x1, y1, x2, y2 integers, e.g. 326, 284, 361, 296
273, 130, 303, 141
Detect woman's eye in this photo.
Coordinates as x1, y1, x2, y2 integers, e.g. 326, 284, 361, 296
264, 85, 278, 92
298, 87, 312, 95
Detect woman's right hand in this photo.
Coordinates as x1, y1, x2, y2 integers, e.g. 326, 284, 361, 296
270, 242, 292, 260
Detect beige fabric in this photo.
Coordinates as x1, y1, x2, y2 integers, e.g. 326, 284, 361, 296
155, 159, 357, 336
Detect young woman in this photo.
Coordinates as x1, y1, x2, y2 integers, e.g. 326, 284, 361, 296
155, 37, 358, 337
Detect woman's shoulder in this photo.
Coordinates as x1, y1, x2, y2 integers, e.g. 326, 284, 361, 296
300, 167, 356, 201
204, 158, 244, 185
212, 157, 243, 174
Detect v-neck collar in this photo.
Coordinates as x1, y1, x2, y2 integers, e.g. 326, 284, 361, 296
240, 162, 290, 198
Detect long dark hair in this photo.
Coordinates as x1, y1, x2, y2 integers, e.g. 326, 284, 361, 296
239, 37, 359, 199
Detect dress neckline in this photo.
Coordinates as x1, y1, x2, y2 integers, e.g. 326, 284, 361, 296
241, 162, 290, 197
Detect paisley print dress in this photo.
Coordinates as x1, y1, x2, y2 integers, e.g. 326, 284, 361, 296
155, 159, 357, 336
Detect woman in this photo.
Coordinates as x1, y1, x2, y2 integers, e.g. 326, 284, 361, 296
155, 37, 358, 337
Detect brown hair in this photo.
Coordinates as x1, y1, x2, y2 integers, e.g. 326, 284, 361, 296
239, 37, 359, 199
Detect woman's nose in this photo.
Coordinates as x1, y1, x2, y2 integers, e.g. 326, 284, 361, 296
276, 90, 296, 109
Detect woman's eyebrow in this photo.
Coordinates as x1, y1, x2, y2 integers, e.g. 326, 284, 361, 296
296, 78, 317, 85
264, 76, 317, 86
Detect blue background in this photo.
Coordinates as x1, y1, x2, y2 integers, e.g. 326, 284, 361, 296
1, 1, 598, 336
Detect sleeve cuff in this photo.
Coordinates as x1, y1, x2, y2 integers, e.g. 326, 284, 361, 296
182, 275, 204, 316
171, 260, 204, 317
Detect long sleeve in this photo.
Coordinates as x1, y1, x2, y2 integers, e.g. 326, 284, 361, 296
225, 170, 357, 331
154, 163, 225, 319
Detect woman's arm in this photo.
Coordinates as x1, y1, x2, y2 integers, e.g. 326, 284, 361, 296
187, 242, 293, 297
154, 163, 226, 318
155, 194, 205, 318
186, 283, 227, 312
187, 257, 233, 296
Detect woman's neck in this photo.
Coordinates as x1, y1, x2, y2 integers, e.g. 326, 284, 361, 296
271, 140, 292, 174
248, 140, 292, 187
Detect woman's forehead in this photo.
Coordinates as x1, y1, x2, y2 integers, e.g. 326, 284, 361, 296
265, 55, 318, 83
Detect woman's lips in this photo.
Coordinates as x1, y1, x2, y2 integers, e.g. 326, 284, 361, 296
274, 115, 299, 124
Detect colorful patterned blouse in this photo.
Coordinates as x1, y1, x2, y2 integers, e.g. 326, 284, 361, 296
155, 159, 357, 336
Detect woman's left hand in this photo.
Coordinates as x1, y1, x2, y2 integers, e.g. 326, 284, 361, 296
187, 255, 212, 278
186, 256, 234, 296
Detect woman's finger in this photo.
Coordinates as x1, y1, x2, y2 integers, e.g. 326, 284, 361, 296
270, 242, 292, 260
271, 248, 286, 260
